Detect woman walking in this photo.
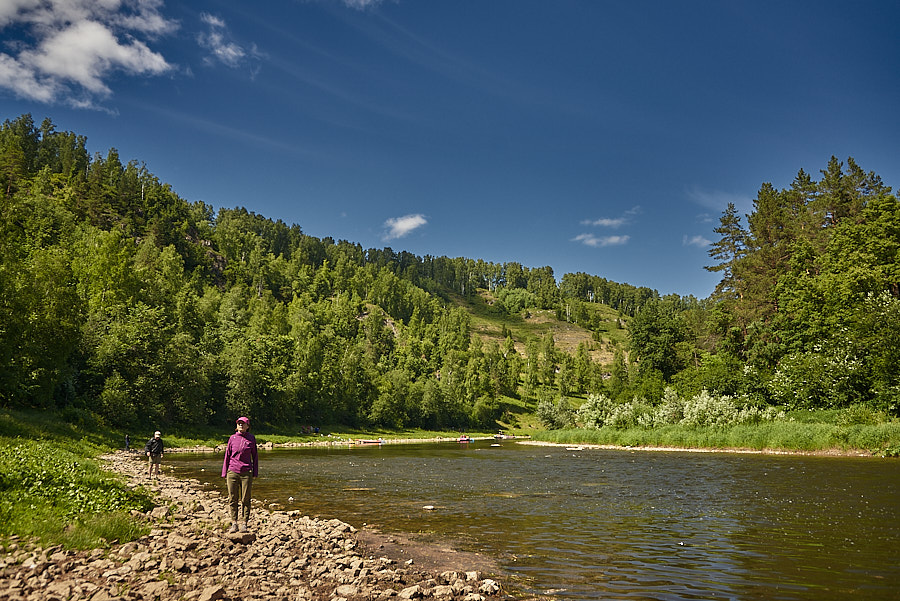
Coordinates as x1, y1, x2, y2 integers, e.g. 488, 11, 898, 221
221, 416, 259, 532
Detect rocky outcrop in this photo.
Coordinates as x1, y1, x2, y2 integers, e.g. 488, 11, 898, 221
0, 452, 513, 601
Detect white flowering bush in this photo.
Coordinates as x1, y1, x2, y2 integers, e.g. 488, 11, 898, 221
736, 404, 785, 424
575, 388, 784, 430
536, 397, 574, 429
652, 387, 685, 426
575, 393, 617, 428
606, 400, 652, 428
679, 390, 739, 427
768, 345, 865, 409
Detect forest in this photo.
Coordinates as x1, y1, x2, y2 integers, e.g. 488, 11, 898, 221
2, 114, 898, 433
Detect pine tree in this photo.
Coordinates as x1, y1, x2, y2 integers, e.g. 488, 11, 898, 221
705, 202, 747, 300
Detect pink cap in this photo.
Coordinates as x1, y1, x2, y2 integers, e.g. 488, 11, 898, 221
236, 416, 250, 424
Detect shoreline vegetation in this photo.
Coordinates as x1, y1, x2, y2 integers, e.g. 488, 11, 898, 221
528, 422, 900, 458
162, 434, 883, 458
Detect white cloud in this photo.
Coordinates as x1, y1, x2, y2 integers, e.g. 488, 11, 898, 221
342, 0, 385, 9
581, 205, 641, 228
199, 12, 226, 29
0, 53, 58, 102
683, 234, 711, 248
198, 13, 245, 68
115, 0, 174, 35
197, 12, 264, 76
573, 233, 630, 248
0, 0, 176, 107
29, 20, 168, 94
384, 213, 427, 240
581, 217, 626, 228
576, 206, 638, 247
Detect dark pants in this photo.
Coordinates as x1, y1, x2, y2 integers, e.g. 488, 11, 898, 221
226, 470, 253, 523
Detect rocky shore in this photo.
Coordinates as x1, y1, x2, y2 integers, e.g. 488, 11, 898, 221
0, 452, 515, 601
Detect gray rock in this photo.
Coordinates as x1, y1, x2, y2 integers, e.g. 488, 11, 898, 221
225, 531, 257, 544
138, 580, 170, 598
479, 579, 500, 595
150, 506, 169, 520
335, 584, 359, 596
399, 584, 424, 599
197, 585, 226, 601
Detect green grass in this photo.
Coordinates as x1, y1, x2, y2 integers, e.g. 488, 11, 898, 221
0, 435, 153, 550
0, 406, 121, 448
531, 419, 900, 455
2, 504, 148, 550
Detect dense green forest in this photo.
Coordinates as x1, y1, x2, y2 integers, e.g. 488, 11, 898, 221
1, 114, 898, 433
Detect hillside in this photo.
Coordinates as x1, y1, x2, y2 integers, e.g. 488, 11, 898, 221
3, 113, 899, 434
1, 113, 648, 433
453, 289, 628, 365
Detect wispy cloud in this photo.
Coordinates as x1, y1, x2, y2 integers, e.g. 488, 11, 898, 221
581, 205, 641, 228
0, 0, 176, 107
383, 213, 427, 240
198, 12, 264, 75
683, 234, 711, 248
342, 0, 387, 9
573, 233, 630, 248
581, 217, 626, 228
575, 206, 639, 247
130, 101, 321, 158
685, 185, 751, 212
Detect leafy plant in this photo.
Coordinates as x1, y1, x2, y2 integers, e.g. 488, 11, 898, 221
0, 439, 153, 548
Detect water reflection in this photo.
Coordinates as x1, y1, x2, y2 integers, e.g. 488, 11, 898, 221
169, 442, 900, 600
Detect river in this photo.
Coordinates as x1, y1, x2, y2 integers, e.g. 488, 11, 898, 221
168, 441, 900, 600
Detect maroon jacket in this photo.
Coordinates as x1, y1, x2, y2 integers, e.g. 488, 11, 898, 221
221, 432, 259, 478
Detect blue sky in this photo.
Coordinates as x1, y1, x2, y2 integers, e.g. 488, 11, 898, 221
2, 1, 899, 298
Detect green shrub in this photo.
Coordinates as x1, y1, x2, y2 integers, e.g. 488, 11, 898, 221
535, 397, 574, 429
836, 404, 887, 426
768, 346, 867, 409
0, 439, 153, 548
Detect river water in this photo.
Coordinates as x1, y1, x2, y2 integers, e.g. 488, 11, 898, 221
169, 441, 900, 600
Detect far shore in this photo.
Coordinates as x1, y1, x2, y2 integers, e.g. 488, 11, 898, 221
518, 439, 877, 457
164, 434, 529, 454
162, 434, 878, 458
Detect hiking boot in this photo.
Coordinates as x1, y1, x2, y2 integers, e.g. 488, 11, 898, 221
238, 523, 248, 532
228, 523, 238, 533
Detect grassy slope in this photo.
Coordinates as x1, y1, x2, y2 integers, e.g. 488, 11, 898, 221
453, 289, 628, 363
